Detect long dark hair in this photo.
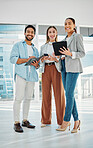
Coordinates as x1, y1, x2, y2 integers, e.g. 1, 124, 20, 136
65, 17, 77, 33
46, 26, 58, 43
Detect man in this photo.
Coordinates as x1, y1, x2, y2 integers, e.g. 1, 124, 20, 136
10, 25, 40, 133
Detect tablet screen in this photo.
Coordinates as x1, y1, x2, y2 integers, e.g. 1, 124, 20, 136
52, 41, 67, 55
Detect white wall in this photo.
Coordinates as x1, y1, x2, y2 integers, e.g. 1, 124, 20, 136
0, 0, 93, 26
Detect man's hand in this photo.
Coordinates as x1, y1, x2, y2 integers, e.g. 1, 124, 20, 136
27, 56, 36, 62
16, 56, 36, 64
31, 59, 40, 68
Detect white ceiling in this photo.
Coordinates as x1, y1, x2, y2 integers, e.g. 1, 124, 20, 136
0, 0, 93, 26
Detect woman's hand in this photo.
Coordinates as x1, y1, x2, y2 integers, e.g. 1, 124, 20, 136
48, 55, 58, 62
41, 54, 59, 62
48, 55, 54, 61
41, 56, 49, 63
52, 52, 60, 58
59, 47, 72, 56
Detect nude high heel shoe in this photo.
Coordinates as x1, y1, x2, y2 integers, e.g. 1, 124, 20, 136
56, 122, 71, 131
41, 124, 47, 127
71, 120, 80, 133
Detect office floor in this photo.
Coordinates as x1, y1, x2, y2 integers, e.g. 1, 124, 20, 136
0, 98, 93, 148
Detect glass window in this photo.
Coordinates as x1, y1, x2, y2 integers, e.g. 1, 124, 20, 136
0, 47, 3, 52
80, 27, 93, 37
0, 75, 3, 78
0, 24, 36, 100
0, 24, 93, 100
0, 85, 3, 90
0, 65, 3, 71
0, 24, 25, 99
0, 56, 3, 61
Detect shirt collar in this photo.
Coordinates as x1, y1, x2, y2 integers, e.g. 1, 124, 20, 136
22, 40, 34, 46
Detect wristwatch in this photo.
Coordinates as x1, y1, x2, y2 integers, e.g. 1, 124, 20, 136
36, 64, 40, 69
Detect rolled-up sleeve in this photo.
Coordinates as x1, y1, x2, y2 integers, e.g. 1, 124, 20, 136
71, 34, 85, 59
35, 47, 40, 69
36, 48, 39, 58
10, 43, 19, 64
40, 46, 43, 64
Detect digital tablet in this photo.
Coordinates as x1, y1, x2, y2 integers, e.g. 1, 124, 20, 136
25, 55, 44, 66
52, 41, 67, 55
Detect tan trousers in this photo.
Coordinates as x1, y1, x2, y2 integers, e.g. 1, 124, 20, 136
41, 64, 65, 125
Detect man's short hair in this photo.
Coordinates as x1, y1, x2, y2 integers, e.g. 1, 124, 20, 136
24, 25, 36, 34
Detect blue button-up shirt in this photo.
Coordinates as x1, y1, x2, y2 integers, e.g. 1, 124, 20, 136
10, 40, 39, 82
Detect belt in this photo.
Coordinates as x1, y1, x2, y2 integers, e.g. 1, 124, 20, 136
45, 62, 55, 66
61, 57, 65, 60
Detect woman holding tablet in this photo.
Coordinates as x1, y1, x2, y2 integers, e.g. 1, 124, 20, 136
40, 26, 65, 128
56, 18, 85, 133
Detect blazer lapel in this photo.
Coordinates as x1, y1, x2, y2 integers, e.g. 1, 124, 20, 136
64, 32, 75, 47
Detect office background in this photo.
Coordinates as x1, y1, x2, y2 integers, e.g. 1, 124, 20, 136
0, 1, 93, 148
0, 0, 93, 100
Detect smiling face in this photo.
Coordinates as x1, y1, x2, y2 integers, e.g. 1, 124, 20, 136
64, 19, 75, 34
48, 27, 57, 42
24, 28, 35, 41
